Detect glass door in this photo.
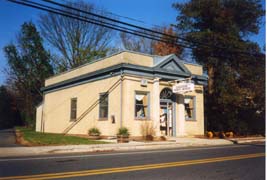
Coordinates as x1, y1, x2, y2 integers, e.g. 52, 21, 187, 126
160, 101, 173, 136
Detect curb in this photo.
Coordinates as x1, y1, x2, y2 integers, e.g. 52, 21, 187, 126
229, 138, 265, 144
0, 140, 234, 158
1, 138, 264, 158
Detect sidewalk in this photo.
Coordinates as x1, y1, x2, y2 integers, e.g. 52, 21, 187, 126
0, 137, 264, 158
0, 129, 20, 147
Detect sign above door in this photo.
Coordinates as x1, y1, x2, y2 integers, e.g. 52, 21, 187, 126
172, 82, 195, 94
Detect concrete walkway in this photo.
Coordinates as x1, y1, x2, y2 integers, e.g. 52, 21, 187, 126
0, 136, 264, 158
0, 128, 20, 147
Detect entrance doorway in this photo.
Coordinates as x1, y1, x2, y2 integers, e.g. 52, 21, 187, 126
159, 88, 175, 136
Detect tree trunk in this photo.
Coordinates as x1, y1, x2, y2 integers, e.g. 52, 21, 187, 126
207, 65, 214, 95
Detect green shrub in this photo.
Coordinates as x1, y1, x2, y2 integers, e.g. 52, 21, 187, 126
117, 127, 129, 136
88, 127, 101, 136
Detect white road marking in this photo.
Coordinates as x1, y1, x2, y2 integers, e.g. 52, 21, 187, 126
0, 145, 253, 162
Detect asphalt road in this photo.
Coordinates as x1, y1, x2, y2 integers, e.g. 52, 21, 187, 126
0, 144, 265, 180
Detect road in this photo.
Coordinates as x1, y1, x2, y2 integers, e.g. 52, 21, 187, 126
0, 144, 265, 180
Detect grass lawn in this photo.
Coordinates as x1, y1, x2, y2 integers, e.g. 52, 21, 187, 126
16, 127, 109, 146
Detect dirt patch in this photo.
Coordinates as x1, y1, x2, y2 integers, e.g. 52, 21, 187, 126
15, 130, 33, 146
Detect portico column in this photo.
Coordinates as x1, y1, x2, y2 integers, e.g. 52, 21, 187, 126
152, 78, 161, 136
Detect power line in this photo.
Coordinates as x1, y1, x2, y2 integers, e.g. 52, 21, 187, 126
22, 0, 168, 41
7, 0, 265, 59
42, 0, 179, 40
43, 0, 251, 55
41, 0, 264, 58
8, 0, 195, 50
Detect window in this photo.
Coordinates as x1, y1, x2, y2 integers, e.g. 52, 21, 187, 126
184, 96, 196, 120
135, 92, 150, 119
99, 93, 108, 119
70, 98, 77, 121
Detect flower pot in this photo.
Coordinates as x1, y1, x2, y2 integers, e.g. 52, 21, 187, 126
225, 132, 234, 138
117, 135, 129, 143
207, 131, 213, 138
145, 135, 154, 141
219, 132, 226, 139
88, 135, 101, 140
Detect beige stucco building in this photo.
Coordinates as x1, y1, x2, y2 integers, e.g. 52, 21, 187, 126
36, 51, 207, 138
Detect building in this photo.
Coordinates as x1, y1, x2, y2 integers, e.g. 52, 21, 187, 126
36, 51, 207, 138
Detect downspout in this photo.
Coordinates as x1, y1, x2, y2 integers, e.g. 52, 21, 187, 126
41, 104, 44, 133
41, 94, 44, 133
120, 69, 124, 128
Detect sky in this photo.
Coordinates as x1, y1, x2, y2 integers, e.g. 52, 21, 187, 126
0, 0, 265, 85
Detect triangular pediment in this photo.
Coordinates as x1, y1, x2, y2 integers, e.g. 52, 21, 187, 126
154, 55, 191, 75
161, 60, 186, 73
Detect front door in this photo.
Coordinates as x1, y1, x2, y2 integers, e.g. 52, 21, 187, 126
160, 100, 173, 136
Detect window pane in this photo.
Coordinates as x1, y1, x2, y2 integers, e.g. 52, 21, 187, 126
143, 95, 148, 106
99, 93, 108, 118
184, 97, 194, 120
185, 104, 193, 118
70, 98, 77, 120
100, 106, 108, 118
100, 94, 108, 105
135, 93, 149, 118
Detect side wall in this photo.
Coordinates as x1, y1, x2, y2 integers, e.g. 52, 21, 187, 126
184, 63, 203, 76
122, 77, 204, 137
42, 74, 204, 137
158, 82, 204, 136
183, 85, 204, 135
45, 52, 154, 86
42, 76, 122, 136
122, 76, 155, 137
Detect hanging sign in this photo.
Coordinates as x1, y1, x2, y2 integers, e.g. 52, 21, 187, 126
172, 82, 195, 94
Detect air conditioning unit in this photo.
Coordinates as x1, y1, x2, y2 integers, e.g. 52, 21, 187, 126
141, 78, 148, 87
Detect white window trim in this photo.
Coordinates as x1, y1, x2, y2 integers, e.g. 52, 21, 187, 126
184, 96, 196, 121
134, 91, 150, 120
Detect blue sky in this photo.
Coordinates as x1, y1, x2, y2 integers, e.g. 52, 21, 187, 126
0, 0, 265, 85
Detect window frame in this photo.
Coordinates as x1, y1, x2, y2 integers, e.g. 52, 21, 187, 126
70, 97, 77, 121
184, 96, 196, 121
134, 91, 150, 120
99, 92, 109, 120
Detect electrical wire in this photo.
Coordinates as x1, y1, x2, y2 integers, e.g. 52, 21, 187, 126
7, 0, 265, 58
8, 0, 195, 50
41, 0, 264, 58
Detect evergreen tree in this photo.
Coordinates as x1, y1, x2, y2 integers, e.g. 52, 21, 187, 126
173, 0, 265, 134
4, 22, 53, 127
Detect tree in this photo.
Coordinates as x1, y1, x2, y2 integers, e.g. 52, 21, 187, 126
173, 0, 265, 134
120, 26, 183, 56
173, 0, 264, 94
120, 31, 155, 54
153, 27, 183, 57
4, 22, 53, 127
39, 1, 115, 71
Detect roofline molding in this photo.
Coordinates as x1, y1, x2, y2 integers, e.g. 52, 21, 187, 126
42, 63, 207, 94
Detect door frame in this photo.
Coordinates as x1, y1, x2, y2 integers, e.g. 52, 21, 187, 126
160, 99, 176, 136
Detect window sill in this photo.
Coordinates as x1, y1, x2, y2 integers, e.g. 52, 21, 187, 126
185, 119, 197, 121
135, 118, 151, 121
98, 118, 108, 121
